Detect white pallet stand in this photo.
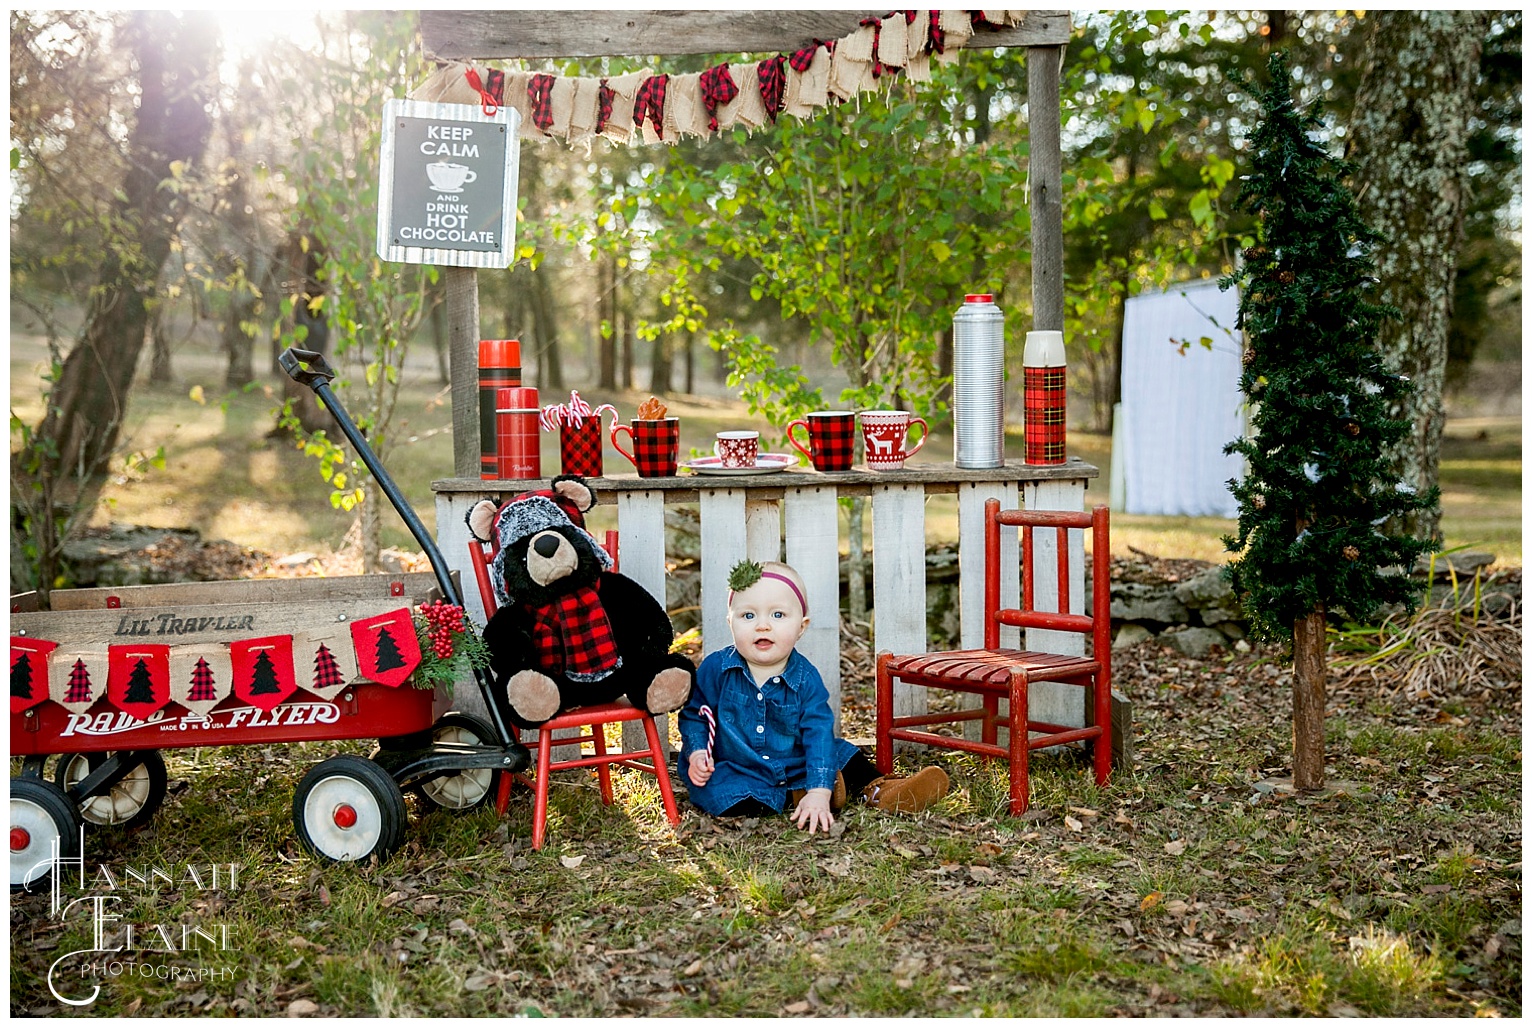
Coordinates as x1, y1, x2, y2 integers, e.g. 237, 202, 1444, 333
434, 461, 1095, 768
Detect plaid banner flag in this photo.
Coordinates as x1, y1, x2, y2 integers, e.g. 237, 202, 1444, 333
170, 643, 231, 716
295, 627, 360, 700
50, 648, 105, 716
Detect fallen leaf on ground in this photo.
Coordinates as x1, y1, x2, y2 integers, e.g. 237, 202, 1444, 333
287, 999, 319, 1017
1140, 891, 1163, 911
1164, 839, 1188, 856
560, 855, 586, 869
1065, 816, 1084, 832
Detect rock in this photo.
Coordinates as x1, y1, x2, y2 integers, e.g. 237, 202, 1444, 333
1198, 605, 1243, 625
1110, 582, 1190, 625
1163, 627, 1228, 658
1414, 550, 1495, 580
1214, 621, 1246, 641
1174, 566, 1234, 609
1113, 623, 1154, 650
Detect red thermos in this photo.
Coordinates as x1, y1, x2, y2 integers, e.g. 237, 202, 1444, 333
479, 340, 522, 479
496, 387, 541, 479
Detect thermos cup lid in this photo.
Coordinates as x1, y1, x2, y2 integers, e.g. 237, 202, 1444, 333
479, 339, 521, 366
963, 293, 994, 303
1023, 330, 1066, 367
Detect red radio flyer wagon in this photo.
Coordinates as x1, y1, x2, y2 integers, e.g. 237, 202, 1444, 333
10, 349, 531, 889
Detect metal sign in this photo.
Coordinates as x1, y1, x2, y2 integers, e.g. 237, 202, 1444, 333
377, 98, 520, 268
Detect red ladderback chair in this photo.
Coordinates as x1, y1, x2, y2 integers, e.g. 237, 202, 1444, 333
466, 526, 678, 849
875, 500, 1111, 815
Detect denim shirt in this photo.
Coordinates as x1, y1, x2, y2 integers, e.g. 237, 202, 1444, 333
678, 646, 859, 816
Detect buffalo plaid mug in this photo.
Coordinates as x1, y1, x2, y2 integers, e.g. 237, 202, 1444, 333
611, 417, 680, 477
786, 410, 856, 472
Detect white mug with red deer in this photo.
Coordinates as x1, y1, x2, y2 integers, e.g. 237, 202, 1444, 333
714, 430, 760, 469
859, 410, 928, 471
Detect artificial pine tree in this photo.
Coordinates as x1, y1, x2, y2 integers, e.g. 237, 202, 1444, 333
1221, 51, 1437, 792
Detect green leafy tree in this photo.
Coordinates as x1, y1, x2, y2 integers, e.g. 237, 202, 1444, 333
10, 10, 217, 601
267, 11, 437, 571
1221, 52, 1436, 792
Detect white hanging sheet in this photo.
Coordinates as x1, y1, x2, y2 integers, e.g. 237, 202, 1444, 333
1116, 279, 1245, 519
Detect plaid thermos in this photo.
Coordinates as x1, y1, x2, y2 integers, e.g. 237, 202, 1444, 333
1023, 330, 1067, 465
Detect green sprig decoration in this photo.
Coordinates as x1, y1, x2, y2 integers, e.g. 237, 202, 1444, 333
727, 559, 764, 593
1219, 51, 1437, 640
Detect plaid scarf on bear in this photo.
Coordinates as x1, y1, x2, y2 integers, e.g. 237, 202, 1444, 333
522, 585, 622, 682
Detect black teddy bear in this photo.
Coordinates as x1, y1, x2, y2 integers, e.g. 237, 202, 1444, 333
468, 475, 695, 730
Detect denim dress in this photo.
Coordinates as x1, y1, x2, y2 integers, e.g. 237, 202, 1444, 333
678, 647, 859, 815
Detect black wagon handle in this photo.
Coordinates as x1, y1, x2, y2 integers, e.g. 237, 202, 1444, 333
278, 347, 460, 610
278, 346, 518, 747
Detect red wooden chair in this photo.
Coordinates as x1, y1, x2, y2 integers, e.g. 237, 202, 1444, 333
466, 526, 679, 849
875, 500, 1111, 815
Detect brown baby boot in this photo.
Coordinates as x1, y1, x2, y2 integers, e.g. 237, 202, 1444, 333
862, 767, 950, 814
789, 772, 848, 812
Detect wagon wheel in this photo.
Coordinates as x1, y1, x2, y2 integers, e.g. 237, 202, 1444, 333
292, 755, 407, 864
414, 712, 500, 813
11, 777, 83, 892
54, 751, 168, 831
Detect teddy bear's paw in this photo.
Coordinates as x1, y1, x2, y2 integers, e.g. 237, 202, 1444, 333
645, 667, 692, 714
506, 670, 561, 723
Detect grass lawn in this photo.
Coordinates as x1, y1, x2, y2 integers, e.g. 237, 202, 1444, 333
9, 638, 1519, 1017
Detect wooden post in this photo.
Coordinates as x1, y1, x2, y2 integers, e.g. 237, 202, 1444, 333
1028, 44, 1065, 333
446, 267, 481, 478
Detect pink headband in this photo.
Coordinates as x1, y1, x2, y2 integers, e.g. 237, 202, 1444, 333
729, 571, 808, 616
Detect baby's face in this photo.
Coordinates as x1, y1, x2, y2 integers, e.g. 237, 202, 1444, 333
728, 576, 808, 670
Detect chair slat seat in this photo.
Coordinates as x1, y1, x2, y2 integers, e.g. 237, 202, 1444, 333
886, 648, 1098, 688
876, 502, 1113, 816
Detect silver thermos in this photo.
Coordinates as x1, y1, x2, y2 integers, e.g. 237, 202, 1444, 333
952, 293, 1006, 468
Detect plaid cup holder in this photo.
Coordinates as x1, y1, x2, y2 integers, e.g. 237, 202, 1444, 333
560, 417, 605, 478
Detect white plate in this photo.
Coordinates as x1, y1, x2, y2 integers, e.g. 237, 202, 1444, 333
682, 453, 798, 476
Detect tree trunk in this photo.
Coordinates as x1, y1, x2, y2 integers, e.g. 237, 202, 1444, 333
1291, 607, 1328, 792
429, 286, 449, 385
619, 302, 635, 390
650, 333, 672, 395
598, 250, 618, 389
530, 270, 564, 391
147, 298, 172, 382
1347, 11, 1488, 541
25, 10, 217, 506
683, 329, 695, 395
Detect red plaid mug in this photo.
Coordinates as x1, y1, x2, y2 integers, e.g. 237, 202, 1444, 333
559, 408, 617, 478
611, 418, 680, 477
786, 410, 856, 472
859, 409, 928, 471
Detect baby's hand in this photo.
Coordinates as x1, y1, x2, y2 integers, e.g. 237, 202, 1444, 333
687, 750, 714, 787
791, 788, 835, 835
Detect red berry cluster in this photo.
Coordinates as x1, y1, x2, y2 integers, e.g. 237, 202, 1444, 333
420, 600, 467, 660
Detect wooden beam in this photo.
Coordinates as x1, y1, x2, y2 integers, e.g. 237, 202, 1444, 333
1028, 44, 1065, 333
421, 10, 1071, 61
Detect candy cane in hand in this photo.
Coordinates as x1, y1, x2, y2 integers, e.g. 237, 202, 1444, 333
699, 704, 717, 761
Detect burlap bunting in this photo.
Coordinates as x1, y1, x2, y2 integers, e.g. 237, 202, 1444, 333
407, 11, 1030, 146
